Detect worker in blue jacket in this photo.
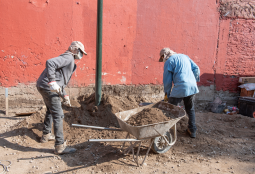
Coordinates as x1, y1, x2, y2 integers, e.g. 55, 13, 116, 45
159, 48, 200, 138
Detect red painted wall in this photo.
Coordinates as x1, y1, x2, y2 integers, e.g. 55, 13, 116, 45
0, 0, 97, 86
216, 19, 255, 92
132, 0, 219, 86
1, 0, 244, 93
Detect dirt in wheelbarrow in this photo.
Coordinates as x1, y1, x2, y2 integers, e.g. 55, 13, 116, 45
1, 93, 255, 174
126, 108, 172, 126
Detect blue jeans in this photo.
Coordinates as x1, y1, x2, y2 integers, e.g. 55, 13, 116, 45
37, 87, 64, 145
168, 94, 197, 133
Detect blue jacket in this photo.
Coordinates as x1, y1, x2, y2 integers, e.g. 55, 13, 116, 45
163, 54, 200, 98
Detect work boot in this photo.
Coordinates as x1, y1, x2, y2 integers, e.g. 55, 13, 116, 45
54, 141, 76, 155
40, 133, 55, 143
186, 128, 196, 138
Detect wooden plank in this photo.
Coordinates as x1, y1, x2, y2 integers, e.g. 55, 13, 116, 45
239, 77, 255, 83
15, 112, 36, 117
240, 88, 255, 97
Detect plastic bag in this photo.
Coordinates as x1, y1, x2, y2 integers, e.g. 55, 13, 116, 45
238, 83, 255, 91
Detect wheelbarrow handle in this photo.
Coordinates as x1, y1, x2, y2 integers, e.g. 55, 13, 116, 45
71, 124, 123, 131
88, 139, 141, 142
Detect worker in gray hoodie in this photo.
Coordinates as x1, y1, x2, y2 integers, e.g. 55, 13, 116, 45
36, 41, 87, 154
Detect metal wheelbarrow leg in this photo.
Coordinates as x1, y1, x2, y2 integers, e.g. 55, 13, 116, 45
121, 133, 154, 166
88, 132, 151, 166
132, 140, 154, 166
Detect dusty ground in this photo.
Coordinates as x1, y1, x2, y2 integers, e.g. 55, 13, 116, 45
0, 94, 255, 174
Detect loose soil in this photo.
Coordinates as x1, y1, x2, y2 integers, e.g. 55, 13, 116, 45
126, 108, 171, 126
0, 93, 254, 174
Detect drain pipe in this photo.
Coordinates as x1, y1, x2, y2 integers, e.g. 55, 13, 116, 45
95, 0, 103, 106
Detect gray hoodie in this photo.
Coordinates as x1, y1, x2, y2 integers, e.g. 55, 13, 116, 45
36, 52, 77, 96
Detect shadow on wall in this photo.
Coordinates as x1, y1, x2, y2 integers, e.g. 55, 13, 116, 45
196, 73, 243, 107
199, 73, 254, 93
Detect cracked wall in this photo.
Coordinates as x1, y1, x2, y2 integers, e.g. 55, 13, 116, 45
216, 0, 255, 92
219, 0, 255, 19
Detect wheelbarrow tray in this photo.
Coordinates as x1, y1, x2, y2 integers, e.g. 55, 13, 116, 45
115, 101, 186, 140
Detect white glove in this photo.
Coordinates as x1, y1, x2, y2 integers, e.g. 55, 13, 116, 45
63, 95, 71, 107
48, 81, 61, 93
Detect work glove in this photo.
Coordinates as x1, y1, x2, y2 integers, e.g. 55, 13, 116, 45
164, 93, 168, 102
63, 95, 71, 107
48, 81, 61, 93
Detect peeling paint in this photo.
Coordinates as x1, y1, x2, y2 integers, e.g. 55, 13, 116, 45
120, 76, 126, 84
29, 0, 49, 8
219, 0, 255, 20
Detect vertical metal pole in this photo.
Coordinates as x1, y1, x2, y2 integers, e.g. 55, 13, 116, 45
5, 88, 8, 115
95, 0, 103, 106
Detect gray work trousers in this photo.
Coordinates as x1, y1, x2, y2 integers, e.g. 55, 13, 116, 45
37, 87, 64, 145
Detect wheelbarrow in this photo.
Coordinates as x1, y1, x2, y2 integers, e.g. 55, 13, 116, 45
72, 101, 186, 166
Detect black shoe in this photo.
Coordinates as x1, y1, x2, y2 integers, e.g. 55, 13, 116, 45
186, 129, 196, 138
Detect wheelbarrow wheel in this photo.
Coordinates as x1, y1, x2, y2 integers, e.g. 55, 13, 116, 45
151, 131, 172, 154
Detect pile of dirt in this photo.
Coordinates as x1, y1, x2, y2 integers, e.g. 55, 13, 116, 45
126, 108, 171, 126
9, 94, 160, 147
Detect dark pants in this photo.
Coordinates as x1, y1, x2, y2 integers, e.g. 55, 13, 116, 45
168, 94, 196, 133
37, 87, 64, 145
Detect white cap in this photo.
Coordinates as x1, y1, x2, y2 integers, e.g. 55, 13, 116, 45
70, 41, 87, 55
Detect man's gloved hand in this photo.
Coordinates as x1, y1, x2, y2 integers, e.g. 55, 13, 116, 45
164, 93, 168, 102
63, 95, 71, 107
48, 81, 61, 93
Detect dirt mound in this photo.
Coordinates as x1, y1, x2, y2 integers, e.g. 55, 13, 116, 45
126, 108, 171, 126
9, 94, 159, 147
9, 112, 45, 146
62, 94, 143, 145
4, 94, 255, 173
10, 93, 255, 153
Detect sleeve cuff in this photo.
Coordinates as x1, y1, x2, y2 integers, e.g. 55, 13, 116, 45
48, 81, 56, 84
48, 78, 55, 83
